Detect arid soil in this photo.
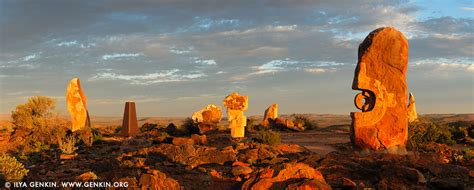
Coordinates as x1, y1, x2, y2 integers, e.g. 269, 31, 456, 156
0, 114, 473, 189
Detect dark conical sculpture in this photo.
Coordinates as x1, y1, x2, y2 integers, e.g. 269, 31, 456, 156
120, 102, 139, 137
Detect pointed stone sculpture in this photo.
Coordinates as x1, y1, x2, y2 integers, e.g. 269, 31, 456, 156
223, 92, 248, 138
407, 92, 418, 123
351, 27, 409, 151
66, 78, 91, 132
120, 102, 139, 137
261, 103, 278, 127
192, 104, 222, 134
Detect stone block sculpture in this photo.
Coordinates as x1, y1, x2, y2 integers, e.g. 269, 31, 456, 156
120, 102, 139, 137
261, 103, 278, 127
223, 92, 248, 138
66, 78, 91, 132
351, 27, 409, 151
407, 92, 418, 123
192, 104, 222, 134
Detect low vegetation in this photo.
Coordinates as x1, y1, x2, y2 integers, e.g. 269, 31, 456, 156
58, 136, 78, 154
292, 114, 318, 130
254, 130, 281, 146
0, 154, 29, 182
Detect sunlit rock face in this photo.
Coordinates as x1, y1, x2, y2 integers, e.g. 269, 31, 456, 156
351, 27, 409, 151
192, 104, 222, 123
66, 78, 90, 132
223, 92, 248, 138
407, 92, 418, 123
261, 103, 278, 127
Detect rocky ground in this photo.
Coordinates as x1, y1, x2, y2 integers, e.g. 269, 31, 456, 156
16, 125, 473, 190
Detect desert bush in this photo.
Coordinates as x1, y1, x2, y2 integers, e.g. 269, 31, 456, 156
181, 117, 199, 134
254, 130, 281, 146
292, 114, 318, 130
469, 125, 474, 139
92, 128, 102, 142
407, 121, 456, 150
11, 96, 56, 130
0, 154, 29, 182
9, 96, 69, 159
58, 136, 77, 154
246, 118, 261, 132
141, 123, 159, 132
76, 128, 93, 147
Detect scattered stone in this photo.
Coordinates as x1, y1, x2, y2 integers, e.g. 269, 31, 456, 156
232, 161, 250, 167
223, 92, 248, 138
76, 172, 98, 181
407, 92, 418, 123
172, 137, 195, 146
351, 27, 409, 151
120, 102, 139, 137
261, 103, 278, 127
242, 162, 331, 190
191, 134, 208, 145
66, 78, 91, 132
231, 166, 253, 176
139, 169, 182, 190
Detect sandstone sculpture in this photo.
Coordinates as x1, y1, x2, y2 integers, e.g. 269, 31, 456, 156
192, 104, 222, 134
351, 27, 409, 151
66, 78, 91, 132
120, 102, 139, 137
407, 92, 418, 123
192, 104, 222, 123
223, 92, 248, 138
261, 103, 278, 127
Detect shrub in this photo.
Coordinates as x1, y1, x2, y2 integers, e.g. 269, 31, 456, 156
254, 130, 281, 146
181, 117, 199, 134
141, 123, 159, 132
407, 121, 456, 150
92, 128, 102, 142
9, 96, 69, 159
0, 154, 29, 182
58, 136, 77, 154
76, 128, 93, 147
292, 114, 318, 130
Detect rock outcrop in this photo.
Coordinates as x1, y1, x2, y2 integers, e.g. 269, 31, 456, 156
66, 78, 91, 132
242, 162, 331, 190
261, 103, 278, 127
223, 92, 248, 138
139, 169, 182, 190
351, 27, 409, 151
407, 92, 418, 123
120, 102, 139, 137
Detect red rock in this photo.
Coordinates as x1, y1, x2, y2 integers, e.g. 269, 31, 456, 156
232, 161, 250, 167
351, 27, 409, 151
261, 103, 278, 127
191, 134, 208, 145
341, 177, 356, 187
242, 162, 330, 190
232, 166, 253, 176
172, 137, 195, 146
120, 102, 139, 137
139, 169, 182, 190
75, 172, 98, 181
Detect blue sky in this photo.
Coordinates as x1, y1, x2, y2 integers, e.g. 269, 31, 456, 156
0, 0, 473, 117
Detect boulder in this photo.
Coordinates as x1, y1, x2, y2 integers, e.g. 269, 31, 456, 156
351, 27, 409, 151
242, 162, 331, 190
66, 78, 91, 132
191, 134, 208, 145
139, 169, 182, 190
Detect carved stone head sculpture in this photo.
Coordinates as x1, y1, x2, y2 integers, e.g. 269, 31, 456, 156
351, 27, 409, 151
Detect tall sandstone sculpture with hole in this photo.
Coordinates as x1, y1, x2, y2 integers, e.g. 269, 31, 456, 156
223, 92, 248, 138
351, 27, 409, 151
121, 102, 139, 137
66, 78, 91, 132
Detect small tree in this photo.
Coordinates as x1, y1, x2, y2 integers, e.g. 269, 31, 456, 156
0, 154, 29, 182
11, 96, 56, 130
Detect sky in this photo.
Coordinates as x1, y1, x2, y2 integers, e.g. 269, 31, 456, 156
0, 0, 473, 117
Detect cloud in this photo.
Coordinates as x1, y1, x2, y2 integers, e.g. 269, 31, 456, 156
23, 53, 39, 61
411, 58, 474, 73
88, 69, 207, 85
192, 57, 217, 65
461, 7, 474, 11
102, 53, 143, 60
57, 40, 78, 47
